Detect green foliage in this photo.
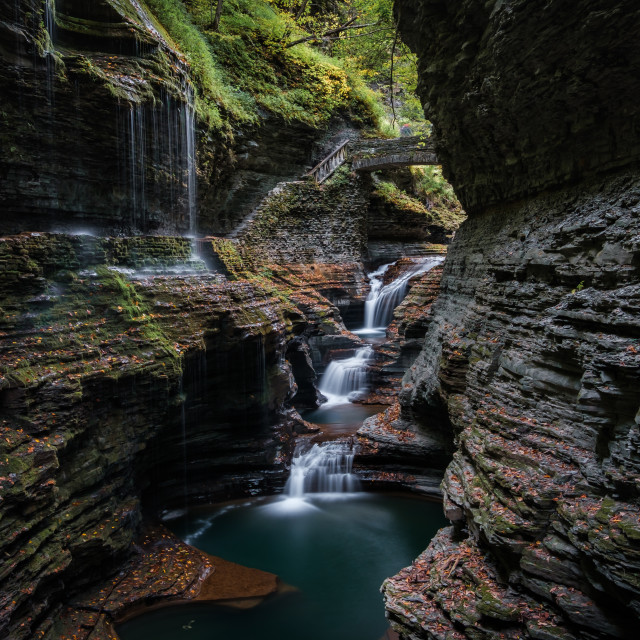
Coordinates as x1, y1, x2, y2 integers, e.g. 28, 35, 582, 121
144, 0, 384, 130
324, 0, 427, 131
412, 166, 457, 206
374, 167, 466, 234
144, 0, 257, 128
410, 166, 466, 231
374, 180, 428, 215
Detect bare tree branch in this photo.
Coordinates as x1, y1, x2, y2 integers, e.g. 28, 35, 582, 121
321, 27, 395, 41
295, 0, 310, 20
286, 19, 379, 48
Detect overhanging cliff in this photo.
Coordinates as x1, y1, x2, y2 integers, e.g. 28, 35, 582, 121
395, 0, 640, 212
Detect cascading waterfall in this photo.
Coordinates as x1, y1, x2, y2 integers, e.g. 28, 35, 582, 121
362, 256, 445, 330
318, 346, 372, 405
284, 441, 360, 498
361, 262, 391, 328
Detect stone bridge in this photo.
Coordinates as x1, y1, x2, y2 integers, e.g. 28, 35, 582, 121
350, 136, 438, 172
307, 136, 439, 183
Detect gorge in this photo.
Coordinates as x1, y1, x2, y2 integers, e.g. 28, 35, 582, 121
1, 1, 639, 640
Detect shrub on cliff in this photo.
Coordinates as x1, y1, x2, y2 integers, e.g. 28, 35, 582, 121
144, 0, 385, 131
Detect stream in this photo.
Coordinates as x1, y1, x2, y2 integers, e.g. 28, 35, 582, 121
117, 256, 445, 640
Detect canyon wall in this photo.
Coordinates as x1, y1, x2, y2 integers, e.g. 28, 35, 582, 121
385, 1, 640, 639
0, 234, 306, 639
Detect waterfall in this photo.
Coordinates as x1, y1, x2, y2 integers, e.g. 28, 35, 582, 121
362, 262, 392, 329
44, 0, 56, 48
184, 85, 197, 236
43, 0, 56, 111
127, 104, 147, 229
120, 85, 196, 234
318, 346, 372, 405
284, 441, 360, 498
363, 256, 445, 330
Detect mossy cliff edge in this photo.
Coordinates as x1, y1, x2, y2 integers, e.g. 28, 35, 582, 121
0, 233, 311, 639
0, 0, 382, 236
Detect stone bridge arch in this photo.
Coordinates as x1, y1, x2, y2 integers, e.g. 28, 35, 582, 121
351, 136, 438, 172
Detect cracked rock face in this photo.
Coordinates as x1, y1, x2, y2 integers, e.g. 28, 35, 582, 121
0, 234, 302, 640
388, 1, 640, 639
388, 164, 640, 640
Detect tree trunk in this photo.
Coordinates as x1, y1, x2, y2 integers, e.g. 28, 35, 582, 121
212, 0, 223, 31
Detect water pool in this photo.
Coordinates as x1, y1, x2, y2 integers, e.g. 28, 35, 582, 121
117, 492, 445, 640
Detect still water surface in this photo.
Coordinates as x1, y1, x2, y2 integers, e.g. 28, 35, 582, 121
117, 493, 446, 640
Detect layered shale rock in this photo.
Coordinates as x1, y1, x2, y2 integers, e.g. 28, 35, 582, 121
395, 0, 640, 212
0, 233, 304, 639
0, 0, 203, 234
386, 1, 640, 639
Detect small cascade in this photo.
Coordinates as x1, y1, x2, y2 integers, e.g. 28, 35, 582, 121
362, 262, 392, 329
318, 346, 372, 405
44, 0, 56, 48
285, 441, 360, 497
363, 256, 445, 330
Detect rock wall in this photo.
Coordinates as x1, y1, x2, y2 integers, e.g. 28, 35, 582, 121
0, 0, 341, 236
237, 172, 370, 265
0, 0, 203, 234
386, 1, 640, 639
0, 233, 302, 639
388, 168, 640, 640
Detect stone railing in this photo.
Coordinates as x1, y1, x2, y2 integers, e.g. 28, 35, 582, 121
306, 136, 439, 183
307, 140, 350, 183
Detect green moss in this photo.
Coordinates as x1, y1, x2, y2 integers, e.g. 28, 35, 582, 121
475, 584, 520, 621
374, 180, 430, 215
144, 0, 384, 131
374, 174, 465, 235
94, 267, 181, 366
143, 0, 256, 128
209, 237, 250, 279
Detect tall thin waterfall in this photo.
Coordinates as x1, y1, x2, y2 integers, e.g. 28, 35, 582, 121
318, 346, 372, 405
44, 0, 56, 47
363, 256, 445, 330
285, 442, 360, 497
127, 104, 147, 229
120, 85, 196, 233
184, 85, 197, 235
